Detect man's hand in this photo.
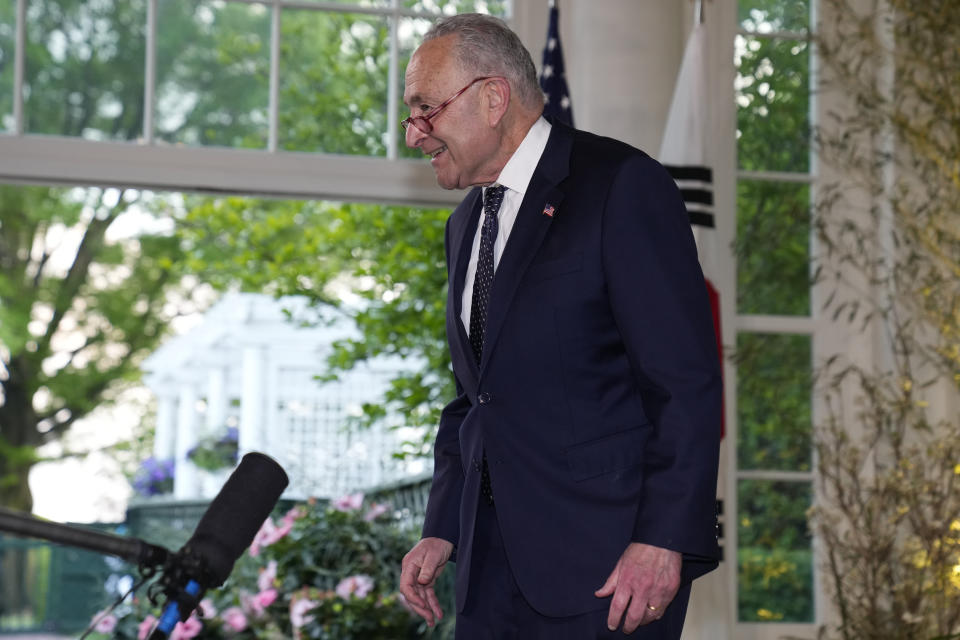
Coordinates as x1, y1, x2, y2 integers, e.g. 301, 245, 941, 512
594, 542, 682, 634
399, 537, 454, 627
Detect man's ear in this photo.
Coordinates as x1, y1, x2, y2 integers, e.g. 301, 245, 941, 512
483, 77, 512, 127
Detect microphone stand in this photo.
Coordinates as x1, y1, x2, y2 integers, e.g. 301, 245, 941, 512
0, 506, 183, 637
0, 506, 168, 569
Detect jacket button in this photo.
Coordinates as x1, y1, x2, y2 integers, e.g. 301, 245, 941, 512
478, 392, 491, 404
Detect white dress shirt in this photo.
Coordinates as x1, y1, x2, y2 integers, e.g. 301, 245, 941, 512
461, 116, 553, 335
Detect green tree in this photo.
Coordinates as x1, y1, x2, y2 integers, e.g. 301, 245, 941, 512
0, 186, 186, 512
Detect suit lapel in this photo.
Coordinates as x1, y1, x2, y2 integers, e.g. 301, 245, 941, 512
449, 188, 483, 381
479, 125, 573, 370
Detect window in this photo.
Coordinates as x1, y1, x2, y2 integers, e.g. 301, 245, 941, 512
0, 0, 511, 206
734, 0, 817, 626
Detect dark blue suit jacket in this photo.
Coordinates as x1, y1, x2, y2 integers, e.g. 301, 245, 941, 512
422, 121, 722, 618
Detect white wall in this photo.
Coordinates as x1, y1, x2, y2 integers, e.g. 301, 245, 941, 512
515, 0, 689, 153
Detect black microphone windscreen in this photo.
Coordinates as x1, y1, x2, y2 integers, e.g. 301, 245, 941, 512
184, 452, 289, 586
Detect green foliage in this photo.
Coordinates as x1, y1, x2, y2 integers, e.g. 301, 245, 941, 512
23, 0, 147, 139
187, 429, 238, 473
738, 0, 811, 33
177, 196, 454, 455
154, 0, 271, 148
738, 547, 814, 622
737, 478, 814, 623
736, 181, 811, 316
736, 34, 811, 173
736, 333, 812, 472
0, 185, 190, 511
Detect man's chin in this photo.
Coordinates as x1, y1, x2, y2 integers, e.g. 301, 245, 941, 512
433, 171, 462, 191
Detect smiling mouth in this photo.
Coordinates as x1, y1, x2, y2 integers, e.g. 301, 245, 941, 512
427, 146, 447, 159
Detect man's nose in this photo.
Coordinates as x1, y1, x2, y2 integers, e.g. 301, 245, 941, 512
405, 122, 428, 148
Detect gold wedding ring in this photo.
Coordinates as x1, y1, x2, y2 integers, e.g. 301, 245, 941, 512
646, 604, 659, 612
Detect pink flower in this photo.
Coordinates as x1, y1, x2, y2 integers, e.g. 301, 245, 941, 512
249, 516, 294, 557
290, 597, 317, 629
138, 615, 158, 640
258, 559, 278, 592
221, 607, 248, 633
242, 588, 279, 617
256, 588, 279, 609
274, 516, 294, 540
335, 574, 375, 599
199, 598, 217, 618
332, 492, 364, 512
91, 610, 117, 633
363, 502, 390, 522
169, 615, 202, 640
249, 517, 274, 557
282, 505, 305, 525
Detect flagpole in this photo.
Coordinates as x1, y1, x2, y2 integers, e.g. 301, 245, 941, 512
695, 0, 705, 25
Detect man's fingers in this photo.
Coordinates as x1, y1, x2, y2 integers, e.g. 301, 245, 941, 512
606, 588, 634, 632
594, 566, 618, 598
424, 583, 445, 621
623, 598, 659, 634
399, 538, 452, 626
400, 577, 437, 625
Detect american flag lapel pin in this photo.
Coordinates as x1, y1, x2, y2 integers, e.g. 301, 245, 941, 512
542, 203, 556, 218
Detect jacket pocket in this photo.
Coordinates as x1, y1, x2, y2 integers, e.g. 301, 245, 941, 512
525, 252, 583, 284
565, 426, 649, 482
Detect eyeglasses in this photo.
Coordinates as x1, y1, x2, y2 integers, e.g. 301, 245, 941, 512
401, 76, 503, 134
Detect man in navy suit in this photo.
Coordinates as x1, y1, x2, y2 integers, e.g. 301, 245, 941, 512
398, 13, 722, 639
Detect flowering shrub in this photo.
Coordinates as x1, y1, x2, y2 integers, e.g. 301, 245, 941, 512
131, 457, 175, 497
92, 494, 431, 639
186, 427, 239, 472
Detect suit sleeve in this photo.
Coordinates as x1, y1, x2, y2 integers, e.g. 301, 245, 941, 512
421, 215, 469, 556
601, 153, 722, 577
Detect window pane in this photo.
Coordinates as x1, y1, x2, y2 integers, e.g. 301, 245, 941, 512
297, 0, 391, 6
738, 0, 809, 33
397, 17, 433, 159
738, 479, 814, 622
24, 0, 146, 140
403, 0, 510, 16
737, 332, 811, 471
279, 11, 389, 155
736, 180, 810, 315
155, 1, 270, 149
736, 35, 810, 172
0, 2, 13, 132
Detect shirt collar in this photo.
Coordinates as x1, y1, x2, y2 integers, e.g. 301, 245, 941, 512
493, 116, 552, 197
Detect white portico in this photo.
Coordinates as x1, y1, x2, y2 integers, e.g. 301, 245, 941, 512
142, 292, 420, 500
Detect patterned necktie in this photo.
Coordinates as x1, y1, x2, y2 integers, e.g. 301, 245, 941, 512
469, 184, 505, 365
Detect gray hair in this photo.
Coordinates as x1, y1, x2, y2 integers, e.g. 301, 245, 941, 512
423, 13, 544, 110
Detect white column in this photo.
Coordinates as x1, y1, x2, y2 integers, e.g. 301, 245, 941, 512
240, 345, 265, 455
153, 391, 177, 460
205, 367, 227, 433
174, 383, 199, 499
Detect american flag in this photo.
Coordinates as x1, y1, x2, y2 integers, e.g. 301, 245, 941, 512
539, 0, 574, 126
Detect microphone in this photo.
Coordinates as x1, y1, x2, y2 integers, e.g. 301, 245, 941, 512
149, 452, 289, 639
